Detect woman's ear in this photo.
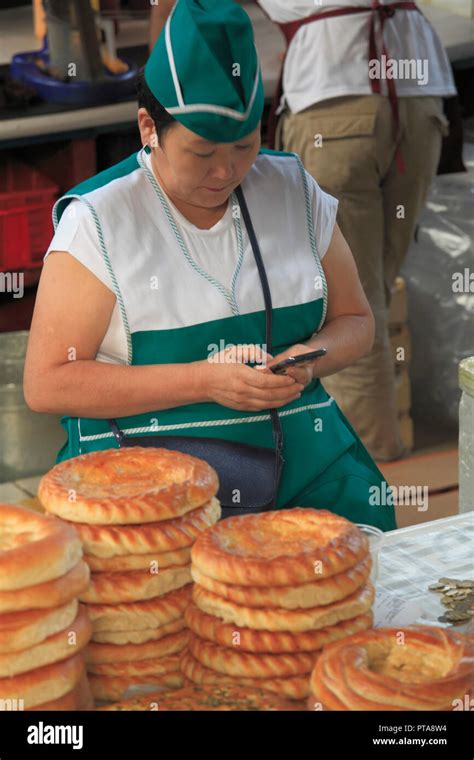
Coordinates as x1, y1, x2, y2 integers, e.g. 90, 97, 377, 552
138, 107, 157, 151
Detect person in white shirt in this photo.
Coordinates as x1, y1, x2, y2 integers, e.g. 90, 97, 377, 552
258, 0, 456, 461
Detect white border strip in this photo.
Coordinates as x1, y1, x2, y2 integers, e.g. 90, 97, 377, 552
166, 67, 260, 121
165, 4, 185, 108
79, 398, 335, 442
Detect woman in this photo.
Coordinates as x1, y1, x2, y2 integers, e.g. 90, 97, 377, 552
24, 0, 396, 531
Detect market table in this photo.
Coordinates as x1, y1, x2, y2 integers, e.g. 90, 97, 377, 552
374, 512, 474, 632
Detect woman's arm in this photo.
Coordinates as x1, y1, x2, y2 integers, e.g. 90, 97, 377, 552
267, 223, 375, 382
24, 252, 209, 417
24, 252, 301, 417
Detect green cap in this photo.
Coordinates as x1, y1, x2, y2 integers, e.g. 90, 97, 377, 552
144, 0, 264, 143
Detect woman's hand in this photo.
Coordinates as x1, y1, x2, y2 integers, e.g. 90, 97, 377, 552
267, 344, 316, 387
198, 344, 304, 412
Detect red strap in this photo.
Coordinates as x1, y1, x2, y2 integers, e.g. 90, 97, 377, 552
264, 0, 420, 173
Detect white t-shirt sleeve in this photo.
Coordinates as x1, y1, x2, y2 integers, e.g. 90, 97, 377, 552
307, 170, 339, 260
44, 199, 114, 291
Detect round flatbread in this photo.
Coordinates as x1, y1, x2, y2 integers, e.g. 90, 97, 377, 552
309, 625, 474, 711
191, 554, 371, 609
0, 561, 90, 614
191, 508, 369, 586
73, 498, 220, 558
0, 599, 79, 654
92, 617, 186, 645
193, 582, 375, 632
87, 585, 192, 633
39, 447, 218, 524
0, 652, 86, 709
87, 630, 189, 664
180, 651, 310, 700
0, 504, 82, 591
84, 546, 191, 573
188, 633, 318, 678
27, 672, 94, 711
185, 602, 373, 653
80, 565, 191, 604
88, 654, 182, 677
0, 605, 91, 677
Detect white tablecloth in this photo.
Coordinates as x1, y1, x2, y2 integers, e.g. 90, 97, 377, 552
374, 513, 474, 632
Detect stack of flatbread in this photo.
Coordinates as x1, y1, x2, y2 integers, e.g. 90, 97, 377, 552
0, 504, 92, 710
184, 508, 375, 701
38, 447, 221, 703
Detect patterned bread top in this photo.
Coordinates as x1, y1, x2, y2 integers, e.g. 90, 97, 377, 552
38, 447, 219, 525
191, 508, 369, 586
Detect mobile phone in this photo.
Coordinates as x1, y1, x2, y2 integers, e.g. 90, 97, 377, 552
270, 348, 327, 374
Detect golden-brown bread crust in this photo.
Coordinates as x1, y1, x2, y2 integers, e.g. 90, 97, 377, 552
97, 683, 302, 711
0, 561, 90, 614
88, 654, 182, 677
0, 652, 86, 708
180, 651, 310, 700
188, 633, 318, 678
39, 447, 219, 524
185, 602, 373, 653
80, 565, 191, 604
309, 626, 474, 711
0, 504, 83, 591
84, 546, 191, 572
191, 555, 371, 610
89, 671, 185, 701
87, 585, 192, 633
92, 617, 186, 645
191, 508, 369, 586
0, 605, 92, 677
73, 498, 220, 558
0, 600, 79, 654
26, 671, 94, 711
193, 582, 375, 632
87, 630, 189, 664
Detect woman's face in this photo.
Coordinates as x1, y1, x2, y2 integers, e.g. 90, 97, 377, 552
138, 109, 261, 209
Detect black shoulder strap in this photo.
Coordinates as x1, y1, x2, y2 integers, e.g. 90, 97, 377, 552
234, 185, 283, 454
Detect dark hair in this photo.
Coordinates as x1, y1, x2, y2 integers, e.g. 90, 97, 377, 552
136, 68, 177, 144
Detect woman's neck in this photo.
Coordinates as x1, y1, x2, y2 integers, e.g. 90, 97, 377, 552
149, 153, 229, 230
168, 195, 229, 230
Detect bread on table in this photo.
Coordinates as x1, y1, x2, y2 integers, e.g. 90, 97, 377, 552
185, 602, 373, 654
0, 504, 82, 590
72, 498, 220, 558
192, 581, 374, 632
309, 625, 474, 711
191, 508, 369, 586
38, 447, 219, 524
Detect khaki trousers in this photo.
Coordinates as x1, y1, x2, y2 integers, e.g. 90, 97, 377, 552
279, 95, 448, 460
